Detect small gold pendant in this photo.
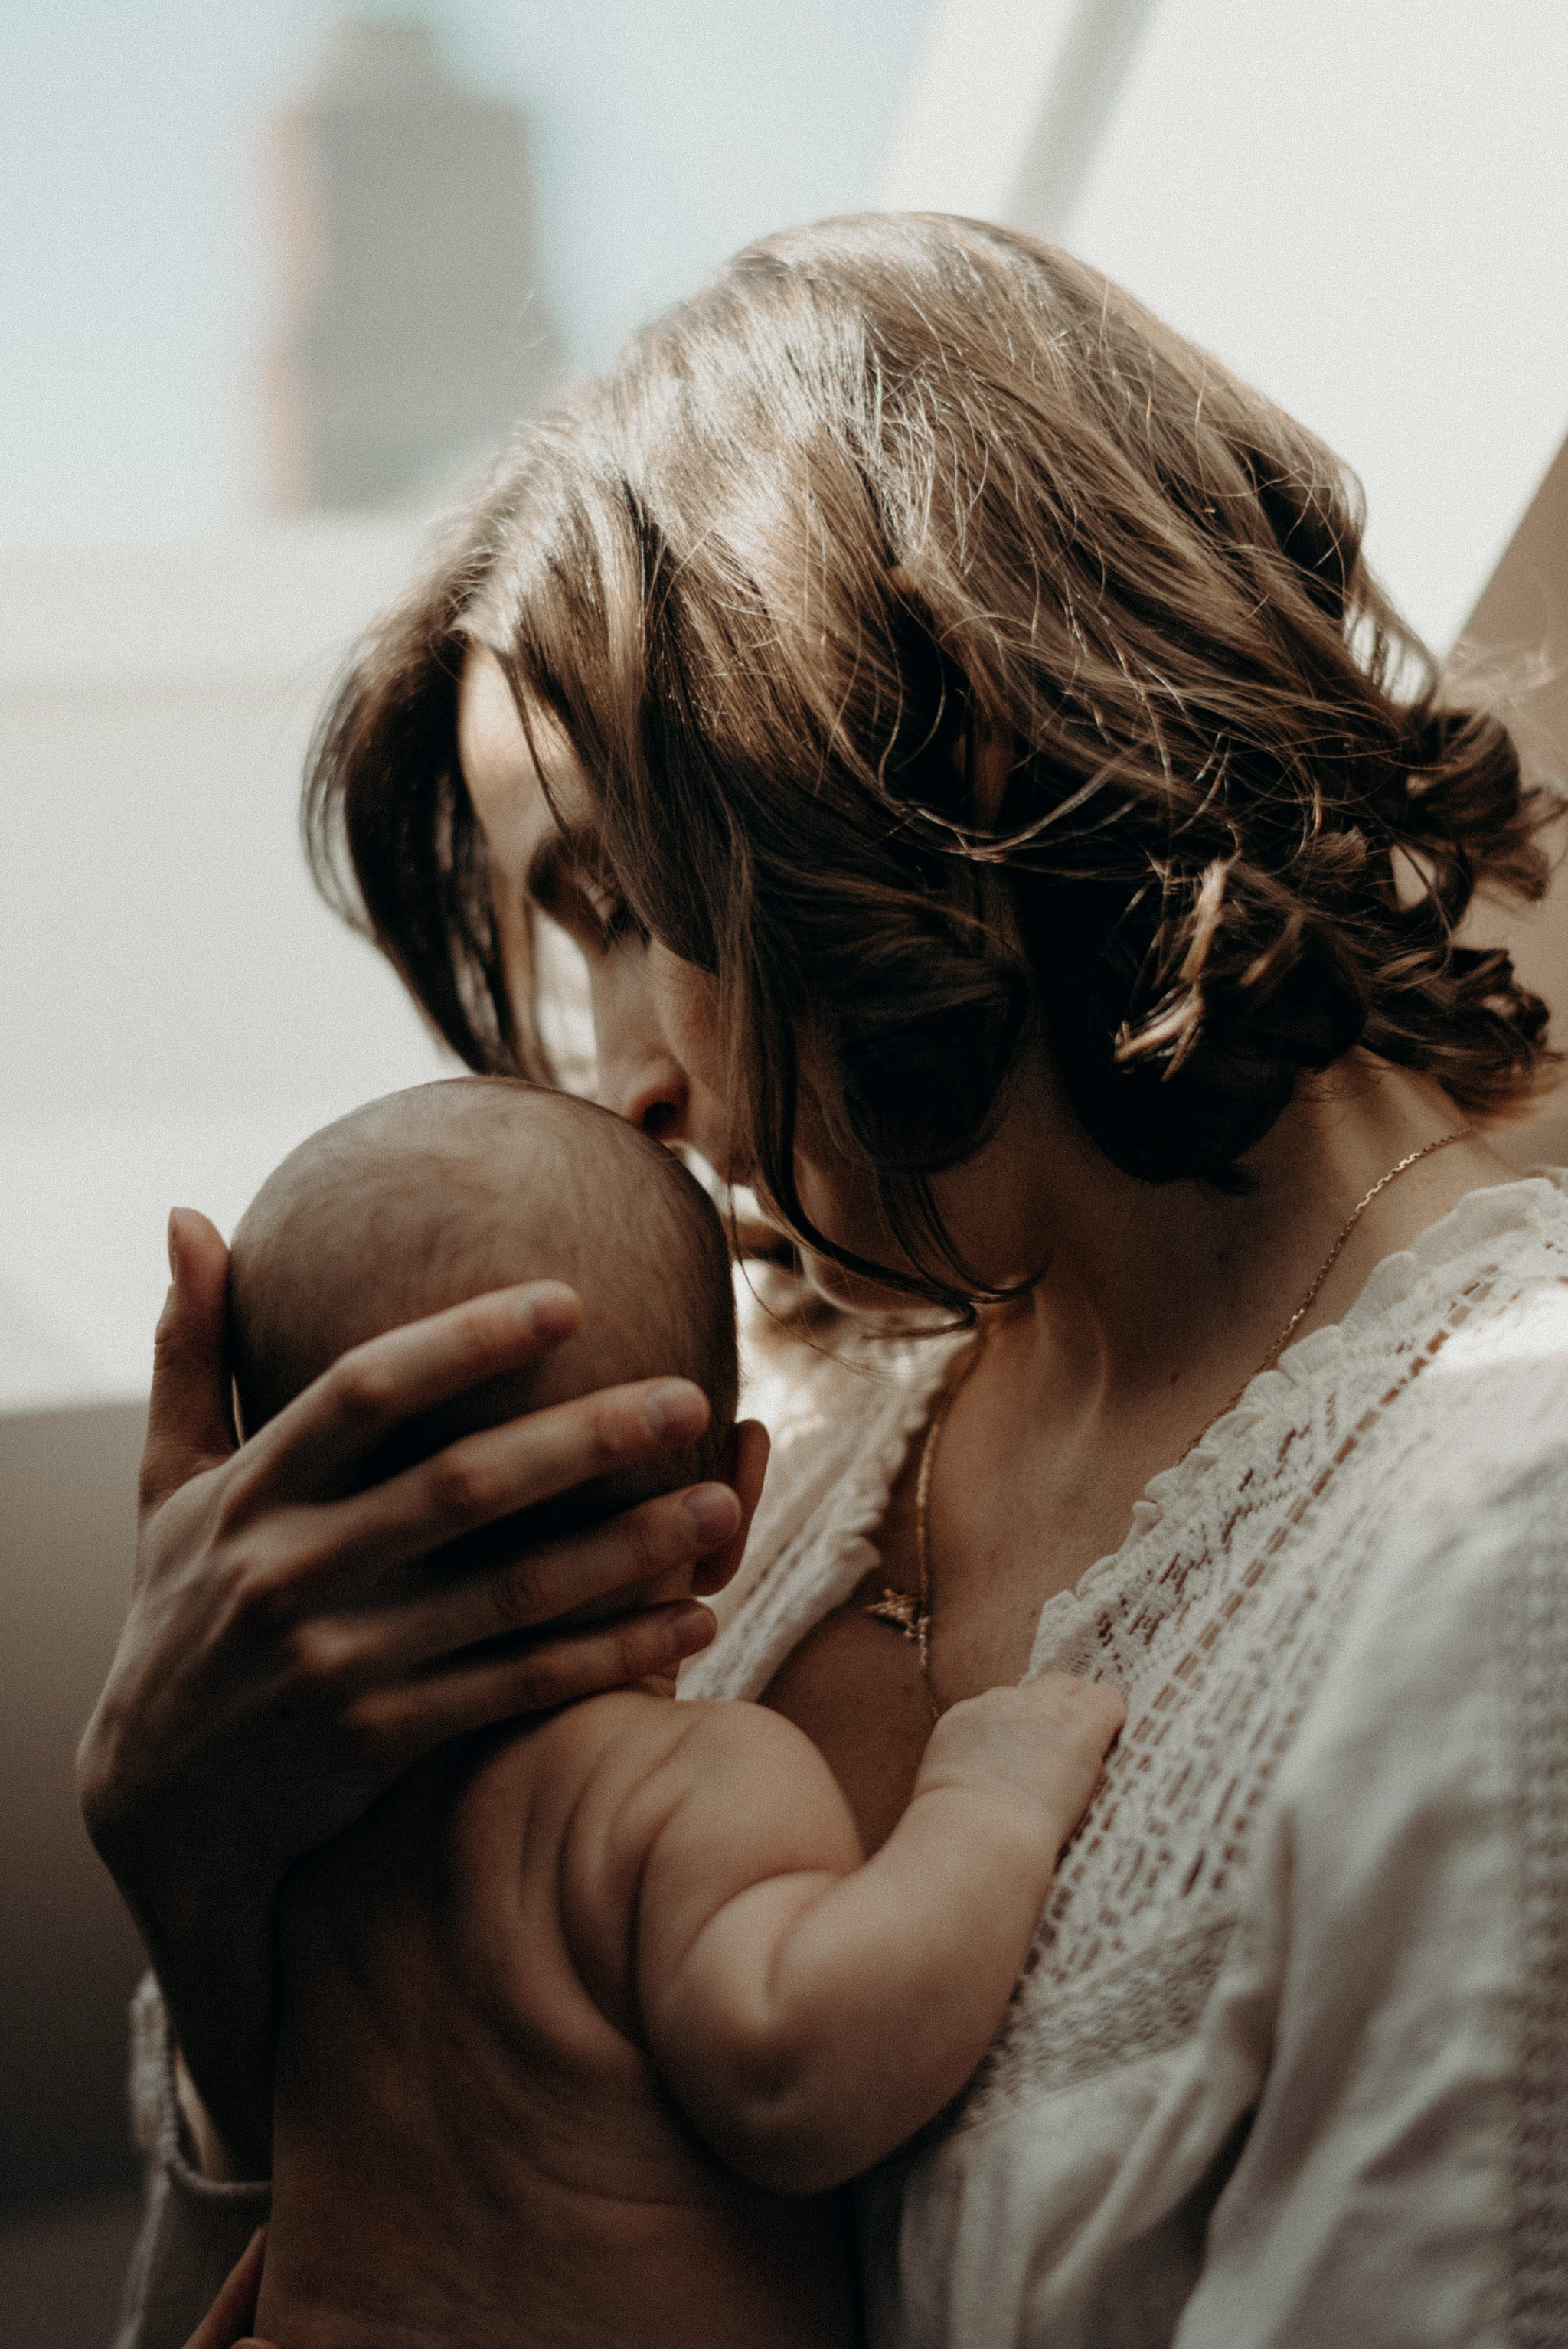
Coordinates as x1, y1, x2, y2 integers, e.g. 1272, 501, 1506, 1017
865, 1588, 930, 1655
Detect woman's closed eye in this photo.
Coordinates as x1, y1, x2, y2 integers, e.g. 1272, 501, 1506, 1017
526, 827, 647, 957
593, 890, 645, 951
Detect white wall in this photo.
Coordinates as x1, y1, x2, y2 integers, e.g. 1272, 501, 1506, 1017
0, 0, 933, 1416
0, 523, 453, 1409
878, 0, 1568, 657
0, 0, 932, 541
1063, 0, 1568, 655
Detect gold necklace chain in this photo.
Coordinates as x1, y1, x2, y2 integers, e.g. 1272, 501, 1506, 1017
866, 1125, 1476, 1717
1192, 1124, 1477, 1444
865, 1331, 992, 1720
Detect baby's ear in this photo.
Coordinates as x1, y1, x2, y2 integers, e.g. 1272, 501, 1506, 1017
691, 1419, 769, 1597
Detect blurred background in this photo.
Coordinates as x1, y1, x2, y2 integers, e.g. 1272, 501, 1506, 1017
3, 3, 1566, 2338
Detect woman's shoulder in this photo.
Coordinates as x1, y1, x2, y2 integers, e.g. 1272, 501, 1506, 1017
1336, 1165, 1568, 1367
1192, 1165, 1568, 1576
1145, 1245, 1568, 2334
1262, 1173, 1568, 1725
1328, 1168, 1568, 1543
1272, 1184, 1568, 1828
1135, 1309, 1568, 2347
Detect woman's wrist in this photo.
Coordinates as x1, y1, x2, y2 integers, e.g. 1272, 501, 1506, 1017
139, 1880, 282, 2184
80, 1717, 281, 2177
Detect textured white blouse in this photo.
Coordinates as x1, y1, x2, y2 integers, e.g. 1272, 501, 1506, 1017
116, 1174, 1568, 2349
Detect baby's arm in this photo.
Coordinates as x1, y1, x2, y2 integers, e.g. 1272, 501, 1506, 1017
634, 1677, 1124, 2193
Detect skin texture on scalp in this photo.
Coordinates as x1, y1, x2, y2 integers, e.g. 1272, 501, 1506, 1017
228, 1076, 739, 1505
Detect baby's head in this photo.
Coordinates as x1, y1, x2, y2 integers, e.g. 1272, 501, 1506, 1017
229, 1079, 738, 1545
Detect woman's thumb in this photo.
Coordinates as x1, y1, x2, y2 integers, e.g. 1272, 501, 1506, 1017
178, 2225, 269, 2349
142, 1206, 237, 1509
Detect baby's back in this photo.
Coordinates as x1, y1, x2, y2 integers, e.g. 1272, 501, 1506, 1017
257, 1691, 859, 2349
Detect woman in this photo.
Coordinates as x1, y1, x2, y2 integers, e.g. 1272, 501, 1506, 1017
87, 216, 1568, 2346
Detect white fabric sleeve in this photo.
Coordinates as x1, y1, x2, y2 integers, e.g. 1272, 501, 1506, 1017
110, 1976, 270, 2349
1172, 1352, 1568, 2348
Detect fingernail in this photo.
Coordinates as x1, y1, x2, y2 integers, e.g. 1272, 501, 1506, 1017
521, 1282, 578, 1340
682, 1483, 740, 1546
166, 1210, 181, 1282
642, 1381, 707, 1443
669, 1602, 717, 1660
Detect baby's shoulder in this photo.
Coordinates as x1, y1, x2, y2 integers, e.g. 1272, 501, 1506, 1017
533, 1694, 810, 1886
520, 1684, 760, 1799
544, 1684, 786, 1746
550, 1687, 799, 1784
521, 1682, 684, 1780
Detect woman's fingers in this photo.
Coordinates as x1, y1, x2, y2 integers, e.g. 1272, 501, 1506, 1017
178, 2223, 266, 2349
232, 1280, 584, 1504
255, 1372, 717, 1596
692, 1419, 769, 1597
312, 1478, 742, 1678
344, 1600, 718, 1765
392, 1375, 714, 1549
141, 1208, 237, 1517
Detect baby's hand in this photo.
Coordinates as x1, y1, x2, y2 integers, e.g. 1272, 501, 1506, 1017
914, 1676, 1125, 1859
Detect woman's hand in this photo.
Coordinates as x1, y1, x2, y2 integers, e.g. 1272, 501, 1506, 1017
78, 1207, 766, 2181
180, 2227, 273, 2349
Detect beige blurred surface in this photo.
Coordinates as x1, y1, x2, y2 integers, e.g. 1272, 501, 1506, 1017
0, 1403, 149, 2215
0, 2194, 144, 2349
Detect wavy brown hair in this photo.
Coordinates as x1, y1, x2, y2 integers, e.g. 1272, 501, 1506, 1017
307, 213, 1560, 1310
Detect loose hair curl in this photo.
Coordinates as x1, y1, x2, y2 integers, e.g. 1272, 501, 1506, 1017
308, 214, 1560, 1311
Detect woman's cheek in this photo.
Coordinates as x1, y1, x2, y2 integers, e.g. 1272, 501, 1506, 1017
645, 945, 724, 1085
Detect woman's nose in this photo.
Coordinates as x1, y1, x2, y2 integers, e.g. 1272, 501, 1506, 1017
612, 1055, 690, 1141
593, 1018, 690, 1139
588, 943, 691, 1141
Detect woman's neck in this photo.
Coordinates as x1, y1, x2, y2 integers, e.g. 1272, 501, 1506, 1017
939, 1050, 1514, 1431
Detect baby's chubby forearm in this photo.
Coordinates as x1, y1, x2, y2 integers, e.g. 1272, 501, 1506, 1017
648, 1782, 1057, 2191
640, 1676, 1124, 2194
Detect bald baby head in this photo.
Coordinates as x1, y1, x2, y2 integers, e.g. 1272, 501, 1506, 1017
229, 1080, 738, 1513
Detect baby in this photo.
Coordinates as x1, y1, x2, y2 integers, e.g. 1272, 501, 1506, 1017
227, 1077, 1123, 2349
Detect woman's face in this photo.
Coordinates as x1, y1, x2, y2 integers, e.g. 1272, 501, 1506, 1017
456, 647, 720, 1143
458, 645, 1043, 1302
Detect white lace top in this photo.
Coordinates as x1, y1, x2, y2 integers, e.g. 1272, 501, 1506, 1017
116, 1174, 1568, 2349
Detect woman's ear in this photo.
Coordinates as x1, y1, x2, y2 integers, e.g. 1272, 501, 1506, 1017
691, 1418, 770, 1596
